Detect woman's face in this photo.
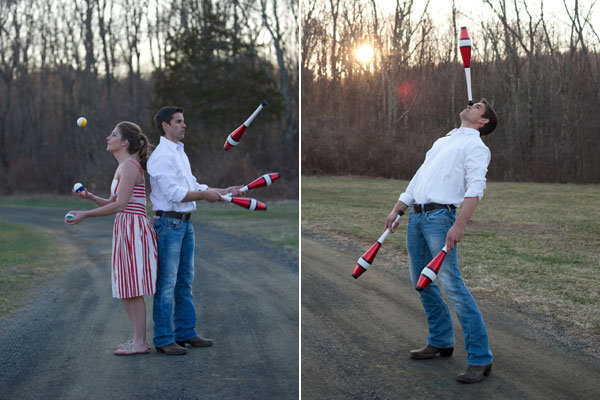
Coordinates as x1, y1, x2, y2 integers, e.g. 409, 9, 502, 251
106, 127, 126, 153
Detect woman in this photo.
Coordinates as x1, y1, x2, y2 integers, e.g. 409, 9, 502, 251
66, 121, 157, 355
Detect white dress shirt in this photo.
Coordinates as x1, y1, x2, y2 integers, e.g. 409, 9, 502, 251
147, 136, 208, 212
399, 127, 491, 208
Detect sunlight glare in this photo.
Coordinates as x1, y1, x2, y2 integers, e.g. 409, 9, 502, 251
355, 44, 374, 63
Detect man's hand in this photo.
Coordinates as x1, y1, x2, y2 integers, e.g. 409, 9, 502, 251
224, 185, 243, 197
385, 211, 401, 232
384, 201, 408, 232
203, 190, 223, 203
446, 223, 465, 251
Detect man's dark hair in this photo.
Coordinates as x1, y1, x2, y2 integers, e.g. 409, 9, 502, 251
154, 106, 184, 136
478, 98, 497, 136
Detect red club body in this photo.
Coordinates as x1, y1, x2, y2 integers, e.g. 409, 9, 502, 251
459, 27, 471, 67
352, 211, 403, 279
247, 172, 280, 190
459, 27, 473, 105
223, 101, 267, 150
415, 246, 448, 291
224, 125, 247, 150
229, 196, 267, 211
352, 241, 382, 279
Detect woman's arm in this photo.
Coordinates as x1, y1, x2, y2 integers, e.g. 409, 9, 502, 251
74, 188, 114, 207
66, 164, 138, 224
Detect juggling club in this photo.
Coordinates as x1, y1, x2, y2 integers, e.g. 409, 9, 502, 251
415, 245, 448, 292
352, 210, 404, 279
221, 195, 267, 211
459, 27, 473, 106
224, 172, 280, 198
223, 101, 268, 150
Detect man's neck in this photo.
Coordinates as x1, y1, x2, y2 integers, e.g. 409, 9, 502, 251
459, 120, 480, 130
164, 134, 179, 144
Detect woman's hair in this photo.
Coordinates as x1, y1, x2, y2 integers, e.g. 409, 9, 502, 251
116, 121, 151, 170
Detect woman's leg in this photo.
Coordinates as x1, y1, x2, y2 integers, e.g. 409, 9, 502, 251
121, 296, 149, 351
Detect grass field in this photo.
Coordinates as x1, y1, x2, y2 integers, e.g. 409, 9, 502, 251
302, 175, 600, 339
0, 222, 65, 317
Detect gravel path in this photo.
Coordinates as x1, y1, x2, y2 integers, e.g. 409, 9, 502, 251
301, 230, 600, 399
0, 206, 298, 400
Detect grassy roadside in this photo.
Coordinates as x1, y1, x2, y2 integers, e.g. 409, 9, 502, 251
192, 200, 299, 254
0, 196, 299, 254
301, 175, 600, 340
0, 222, 65, 317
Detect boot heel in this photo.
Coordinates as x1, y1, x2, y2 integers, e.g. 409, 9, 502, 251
440, 348, 454, 357
484, 364, 492, 375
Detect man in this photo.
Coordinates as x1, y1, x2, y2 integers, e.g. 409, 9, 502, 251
385, 99, 498, 383
147, 106, 241, 355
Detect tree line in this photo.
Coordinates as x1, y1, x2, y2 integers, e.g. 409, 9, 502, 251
301, 0, 600, 183
0, 0, 298, 197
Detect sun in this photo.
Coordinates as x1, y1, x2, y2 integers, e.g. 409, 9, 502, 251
355, 44, 374, 63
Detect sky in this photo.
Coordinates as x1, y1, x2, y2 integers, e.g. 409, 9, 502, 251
375, 0, 599, 30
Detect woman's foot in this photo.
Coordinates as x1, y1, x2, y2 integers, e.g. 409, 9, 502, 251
115, 339, 151, 351
113, 341, 151, 355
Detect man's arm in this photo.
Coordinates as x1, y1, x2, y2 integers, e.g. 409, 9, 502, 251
445, 196, 478, 251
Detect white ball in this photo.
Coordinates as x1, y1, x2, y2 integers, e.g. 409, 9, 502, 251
73, 182, 84, 192
65, 213, 74, 220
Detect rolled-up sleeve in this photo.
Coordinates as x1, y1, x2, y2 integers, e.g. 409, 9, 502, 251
464, 144, 491, 201
195, 182, 208, 191
147, 155, 189, 202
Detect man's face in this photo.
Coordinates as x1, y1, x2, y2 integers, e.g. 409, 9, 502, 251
163, 112, 186, 142
459, 102, 487, 126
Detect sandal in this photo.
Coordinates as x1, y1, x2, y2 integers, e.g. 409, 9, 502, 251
113, 342, 151, 355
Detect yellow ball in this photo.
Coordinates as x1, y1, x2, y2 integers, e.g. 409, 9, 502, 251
77, 117, 87, 127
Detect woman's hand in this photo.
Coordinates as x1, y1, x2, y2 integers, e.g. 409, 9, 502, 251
65, 210, 88, 225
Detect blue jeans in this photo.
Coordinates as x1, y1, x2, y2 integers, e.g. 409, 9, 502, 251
152, 216, 198, 347
406, 208, 493, 366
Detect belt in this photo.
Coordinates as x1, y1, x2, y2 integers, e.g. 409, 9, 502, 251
413, 203, 456, 213
155, 210, 191, 221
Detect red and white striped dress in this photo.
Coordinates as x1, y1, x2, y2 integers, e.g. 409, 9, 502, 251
110, 161, 157, 299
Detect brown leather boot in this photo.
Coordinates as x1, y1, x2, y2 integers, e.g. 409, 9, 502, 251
176, 337, 214, 347
409, 344, 454, 359
156, 342, 188, 355
457, 363, 492, 383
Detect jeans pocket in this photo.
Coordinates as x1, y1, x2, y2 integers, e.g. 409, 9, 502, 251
166, 218, 183, 230
425, 209, 451, 225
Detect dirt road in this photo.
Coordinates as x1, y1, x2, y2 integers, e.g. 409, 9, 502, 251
301, 230, 600, 399
0, 206, 298, 400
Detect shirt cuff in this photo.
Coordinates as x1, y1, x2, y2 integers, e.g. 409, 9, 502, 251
464, 188, 484, 201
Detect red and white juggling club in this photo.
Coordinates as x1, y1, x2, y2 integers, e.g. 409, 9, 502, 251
223, 101, 268, 150
459, 27, 473, 106
225, 173, 280, 198
352, 211, 404, 279
415, 245, 448, 292
220, 195, 267, 211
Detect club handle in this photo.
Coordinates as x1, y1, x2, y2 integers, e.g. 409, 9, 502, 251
244, 102, 266, 126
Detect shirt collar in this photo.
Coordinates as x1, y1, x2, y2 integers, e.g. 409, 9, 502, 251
446, 127, 480, 136
159, 135, 185, 151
